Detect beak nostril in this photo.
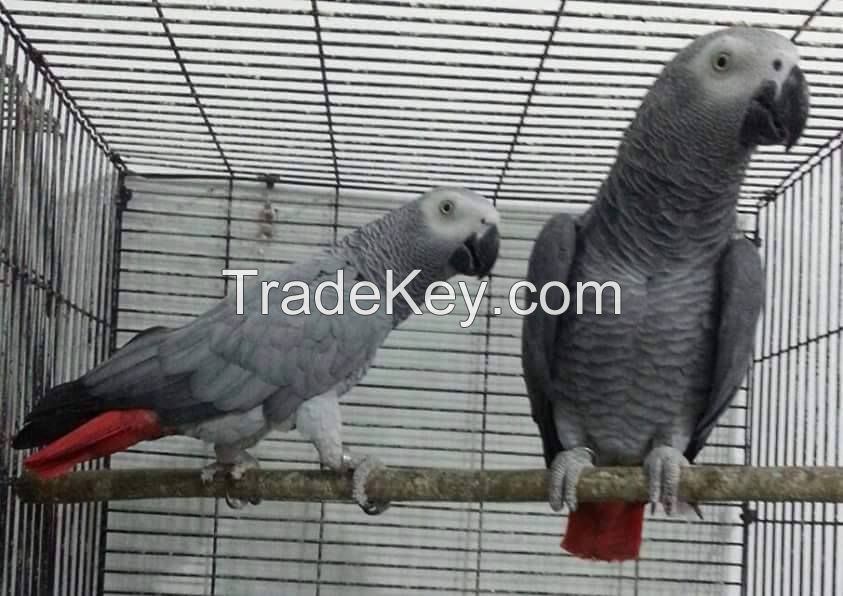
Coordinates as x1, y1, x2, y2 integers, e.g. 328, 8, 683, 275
773, 59, 782, 72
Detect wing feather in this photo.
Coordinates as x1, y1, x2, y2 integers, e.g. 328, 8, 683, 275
80, 254, 391, 428
521, 213, 580, 466
685, 237, 764, 461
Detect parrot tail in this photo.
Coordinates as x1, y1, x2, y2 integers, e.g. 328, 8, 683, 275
561, 501, 646, 561
22, 409, 165, 479
12, 380, 106, 449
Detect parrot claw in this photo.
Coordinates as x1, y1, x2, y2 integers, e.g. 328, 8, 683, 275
200, 463, 222, 484
644, 446, 688, 515
201, 451, 262, 509
346, 452, 390, 515
228, 455, 258, 481
548, 447, 595, 513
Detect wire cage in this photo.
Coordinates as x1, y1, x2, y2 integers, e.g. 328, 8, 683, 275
0, 1, 840, 595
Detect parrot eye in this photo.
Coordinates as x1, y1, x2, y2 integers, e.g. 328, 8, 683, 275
712, 52, 731, 72
439, 200, 455, 215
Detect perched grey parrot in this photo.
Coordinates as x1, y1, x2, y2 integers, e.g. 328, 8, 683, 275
522, 27, 809, 560
15, 187, 500, 512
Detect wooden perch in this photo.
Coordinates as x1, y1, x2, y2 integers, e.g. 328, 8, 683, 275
14, 465, 843, 505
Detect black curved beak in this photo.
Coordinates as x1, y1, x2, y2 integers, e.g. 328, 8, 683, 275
449, 224, 500, 278
741, 65, 810, 152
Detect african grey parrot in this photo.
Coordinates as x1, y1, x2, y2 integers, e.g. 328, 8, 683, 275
521, 27, 809, 560
14, 186, 500, 513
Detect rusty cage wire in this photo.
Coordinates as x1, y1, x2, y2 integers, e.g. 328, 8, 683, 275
0, 1, 841, 595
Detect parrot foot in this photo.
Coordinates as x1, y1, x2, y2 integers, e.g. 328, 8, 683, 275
548, 447, 595, 512
200, 463, 221, 484
200, 451, 262, 510
644, 446, 689, 515
344, 452, 390, 516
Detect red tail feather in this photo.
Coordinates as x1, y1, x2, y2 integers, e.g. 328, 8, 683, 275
561, 501, 646, 561
24, 409, 165, 479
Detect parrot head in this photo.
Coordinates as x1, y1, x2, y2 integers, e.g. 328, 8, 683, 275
418, 186, 501, 279
655, 26, 810, 154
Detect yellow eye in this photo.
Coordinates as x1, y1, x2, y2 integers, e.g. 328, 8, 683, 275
439, 200, 454, 215
713, 52, 731, 71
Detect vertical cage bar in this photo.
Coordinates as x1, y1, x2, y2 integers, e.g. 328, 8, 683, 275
831, 148, 842, 596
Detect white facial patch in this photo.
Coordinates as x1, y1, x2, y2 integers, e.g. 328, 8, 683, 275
419, 187, 499, 245
690, 28, 801, 106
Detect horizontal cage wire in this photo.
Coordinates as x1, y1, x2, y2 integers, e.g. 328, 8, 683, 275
0, 1, 840, 596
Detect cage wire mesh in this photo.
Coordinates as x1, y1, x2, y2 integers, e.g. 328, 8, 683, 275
0, 0, 840, 595
748, 146, 842, 596
0, 13, 122, 596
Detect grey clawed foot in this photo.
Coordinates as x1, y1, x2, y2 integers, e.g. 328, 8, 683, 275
200, 452, 262, 509
643, 446, 689, 515
343, 452, 390, 515
548, 447, 595, 513
200, 461, 226, 484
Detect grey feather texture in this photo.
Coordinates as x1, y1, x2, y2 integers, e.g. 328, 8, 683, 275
686, 237, 764, 460
522, 27, 808, 531
82, 187, 499, 435
16, 186, 500, 511
521, 213, 578, 466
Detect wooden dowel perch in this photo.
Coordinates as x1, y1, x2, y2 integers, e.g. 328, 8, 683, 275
14, 466, 843, 505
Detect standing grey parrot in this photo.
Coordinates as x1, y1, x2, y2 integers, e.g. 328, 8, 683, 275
521, 27, 809, 560
14, 187, 500, 513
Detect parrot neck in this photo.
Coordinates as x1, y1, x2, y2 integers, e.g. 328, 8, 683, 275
334, 204, 452, 326
589, 114, 752, 267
